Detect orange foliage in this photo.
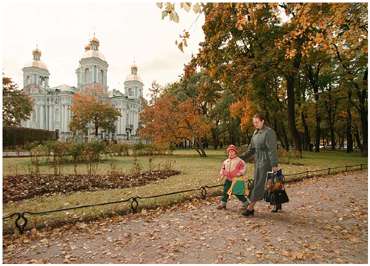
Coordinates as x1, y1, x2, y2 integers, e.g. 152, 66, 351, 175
140, 93, 211, 145
229, 96, 256, 130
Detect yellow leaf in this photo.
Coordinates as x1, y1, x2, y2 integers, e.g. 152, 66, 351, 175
193, 3, 201, 13
156, 2, 163, 9
172, 11, 179, 23
161, 10, 168, 20
181, 2, 191, 12
178, 42, 184, 52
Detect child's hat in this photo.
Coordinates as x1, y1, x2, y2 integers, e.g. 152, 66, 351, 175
227, 144, 238, 154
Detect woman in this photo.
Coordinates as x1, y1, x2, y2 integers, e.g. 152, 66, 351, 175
240, 113, 280, 216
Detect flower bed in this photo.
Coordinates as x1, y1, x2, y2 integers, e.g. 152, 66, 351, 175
3, 170, 181, 203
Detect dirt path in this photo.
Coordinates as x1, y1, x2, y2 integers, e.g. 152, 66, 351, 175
3, 170, 368, 263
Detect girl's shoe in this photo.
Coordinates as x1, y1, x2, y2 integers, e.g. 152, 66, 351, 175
242, 208, 254, 217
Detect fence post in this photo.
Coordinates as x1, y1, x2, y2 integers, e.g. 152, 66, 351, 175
345, 165, 348, 172
328, 168, 331, 175
306, 171, 309, 178
360, 164, 363, 170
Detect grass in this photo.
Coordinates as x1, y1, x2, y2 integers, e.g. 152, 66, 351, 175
3, 149, 367, 234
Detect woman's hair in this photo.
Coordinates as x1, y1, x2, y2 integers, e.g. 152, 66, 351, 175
253, 112, 269, 126
253, 113, 265, 122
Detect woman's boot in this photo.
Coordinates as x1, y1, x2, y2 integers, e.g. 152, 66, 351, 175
271, 204, 282, 212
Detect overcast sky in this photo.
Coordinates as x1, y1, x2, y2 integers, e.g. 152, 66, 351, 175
1, 0, 205, 99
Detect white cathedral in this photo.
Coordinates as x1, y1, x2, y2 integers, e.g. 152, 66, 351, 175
21, 35, 143, 142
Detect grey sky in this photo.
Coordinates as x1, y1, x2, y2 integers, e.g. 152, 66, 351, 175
1, 0, 204, 99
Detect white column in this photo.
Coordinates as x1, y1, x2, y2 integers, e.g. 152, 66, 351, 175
67, 106, 70, 132
135, 111, 138, 134
49, 105, 51, 130
120, 109, 123, 134
66, 107, 69, 132
64, 105, 67, 132
45, 105, 48, 130
61, 104, 65, 132
49, 105, 52, 130
36, 105, 39, 128
117, 110, 120, 134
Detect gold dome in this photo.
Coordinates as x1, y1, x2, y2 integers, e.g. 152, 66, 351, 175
32, 48, 41, 59
90, 35, 99, 45
125, 64, 142, 83
24, 47, 48, 70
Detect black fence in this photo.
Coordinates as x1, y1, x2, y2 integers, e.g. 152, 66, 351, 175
3, 163, 367, 234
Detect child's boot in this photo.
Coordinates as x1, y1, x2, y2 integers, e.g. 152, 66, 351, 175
216, 201, 226, 210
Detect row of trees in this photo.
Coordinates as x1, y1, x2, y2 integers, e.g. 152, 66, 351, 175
140, 3, 367, 157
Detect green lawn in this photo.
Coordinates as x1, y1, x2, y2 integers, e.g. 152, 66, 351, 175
2, 149, 367, 234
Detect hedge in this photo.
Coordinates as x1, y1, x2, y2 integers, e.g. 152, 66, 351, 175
3, 127, 57, 148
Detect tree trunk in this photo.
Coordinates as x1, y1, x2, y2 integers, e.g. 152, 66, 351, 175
286, 75, 302, 155
330, 125, 336, 150
194, 138, 207, 157
306, 64, 321, 152
354, 126, 362, 152
314, 101, 321, 153
325, 86, 337, 150
301, 111, 310, 151
358, 68, 368, 156
346, 89, 354, 153
211, 126, 220, 150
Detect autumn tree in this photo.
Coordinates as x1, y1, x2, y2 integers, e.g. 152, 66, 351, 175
70, 84, 121, 140
140, 87, 211, 157
3, 76, 33, 127
158, 2, 367, 156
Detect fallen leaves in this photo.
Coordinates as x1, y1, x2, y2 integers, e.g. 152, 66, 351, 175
2, 171, 368, 264
4, 170, 181, 203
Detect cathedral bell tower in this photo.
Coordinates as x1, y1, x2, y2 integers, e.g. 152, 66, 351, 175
76, 34, 108, 92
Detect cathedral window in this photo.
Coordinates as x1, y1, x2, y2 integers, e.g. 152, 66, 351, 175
100, 70, 104, 84
94, 65, 97, 83
84, 68, 89, 83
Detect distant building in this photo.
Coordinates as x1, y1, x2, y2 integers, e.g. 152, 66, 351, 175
21, 35, 143, 141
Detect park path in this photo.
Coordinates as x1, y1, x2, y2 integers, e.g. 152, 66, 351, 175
3, 170, 368, 263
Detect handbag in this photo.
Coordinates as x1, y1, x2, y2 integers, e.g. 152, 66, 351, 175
270, 189, 289, 204
264, 169, 289, 204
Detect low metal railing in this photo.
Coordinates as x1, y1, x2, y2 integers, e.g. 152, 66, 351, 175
3, 163, 367, 234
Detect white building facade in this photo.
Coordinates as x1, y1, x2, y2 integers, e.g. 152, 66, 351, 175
21, 36, 143, 142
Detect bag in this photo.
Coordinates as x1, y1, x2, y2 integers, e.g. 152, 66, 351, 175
264, 169, 289, 204
270, 189, 289, 204
231, 179, 245, 195
265, 169, 285, 192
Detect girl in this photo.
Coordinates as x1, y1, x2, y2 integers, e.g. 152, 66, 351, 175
217, 144, 250, 210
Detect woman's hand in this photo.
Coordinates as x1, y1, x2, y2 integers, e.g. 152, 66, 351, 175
272, 166, 279, 172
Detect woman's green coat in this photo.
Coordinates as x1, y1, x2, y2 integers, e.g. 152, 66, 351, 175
240, 126, 278, 202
